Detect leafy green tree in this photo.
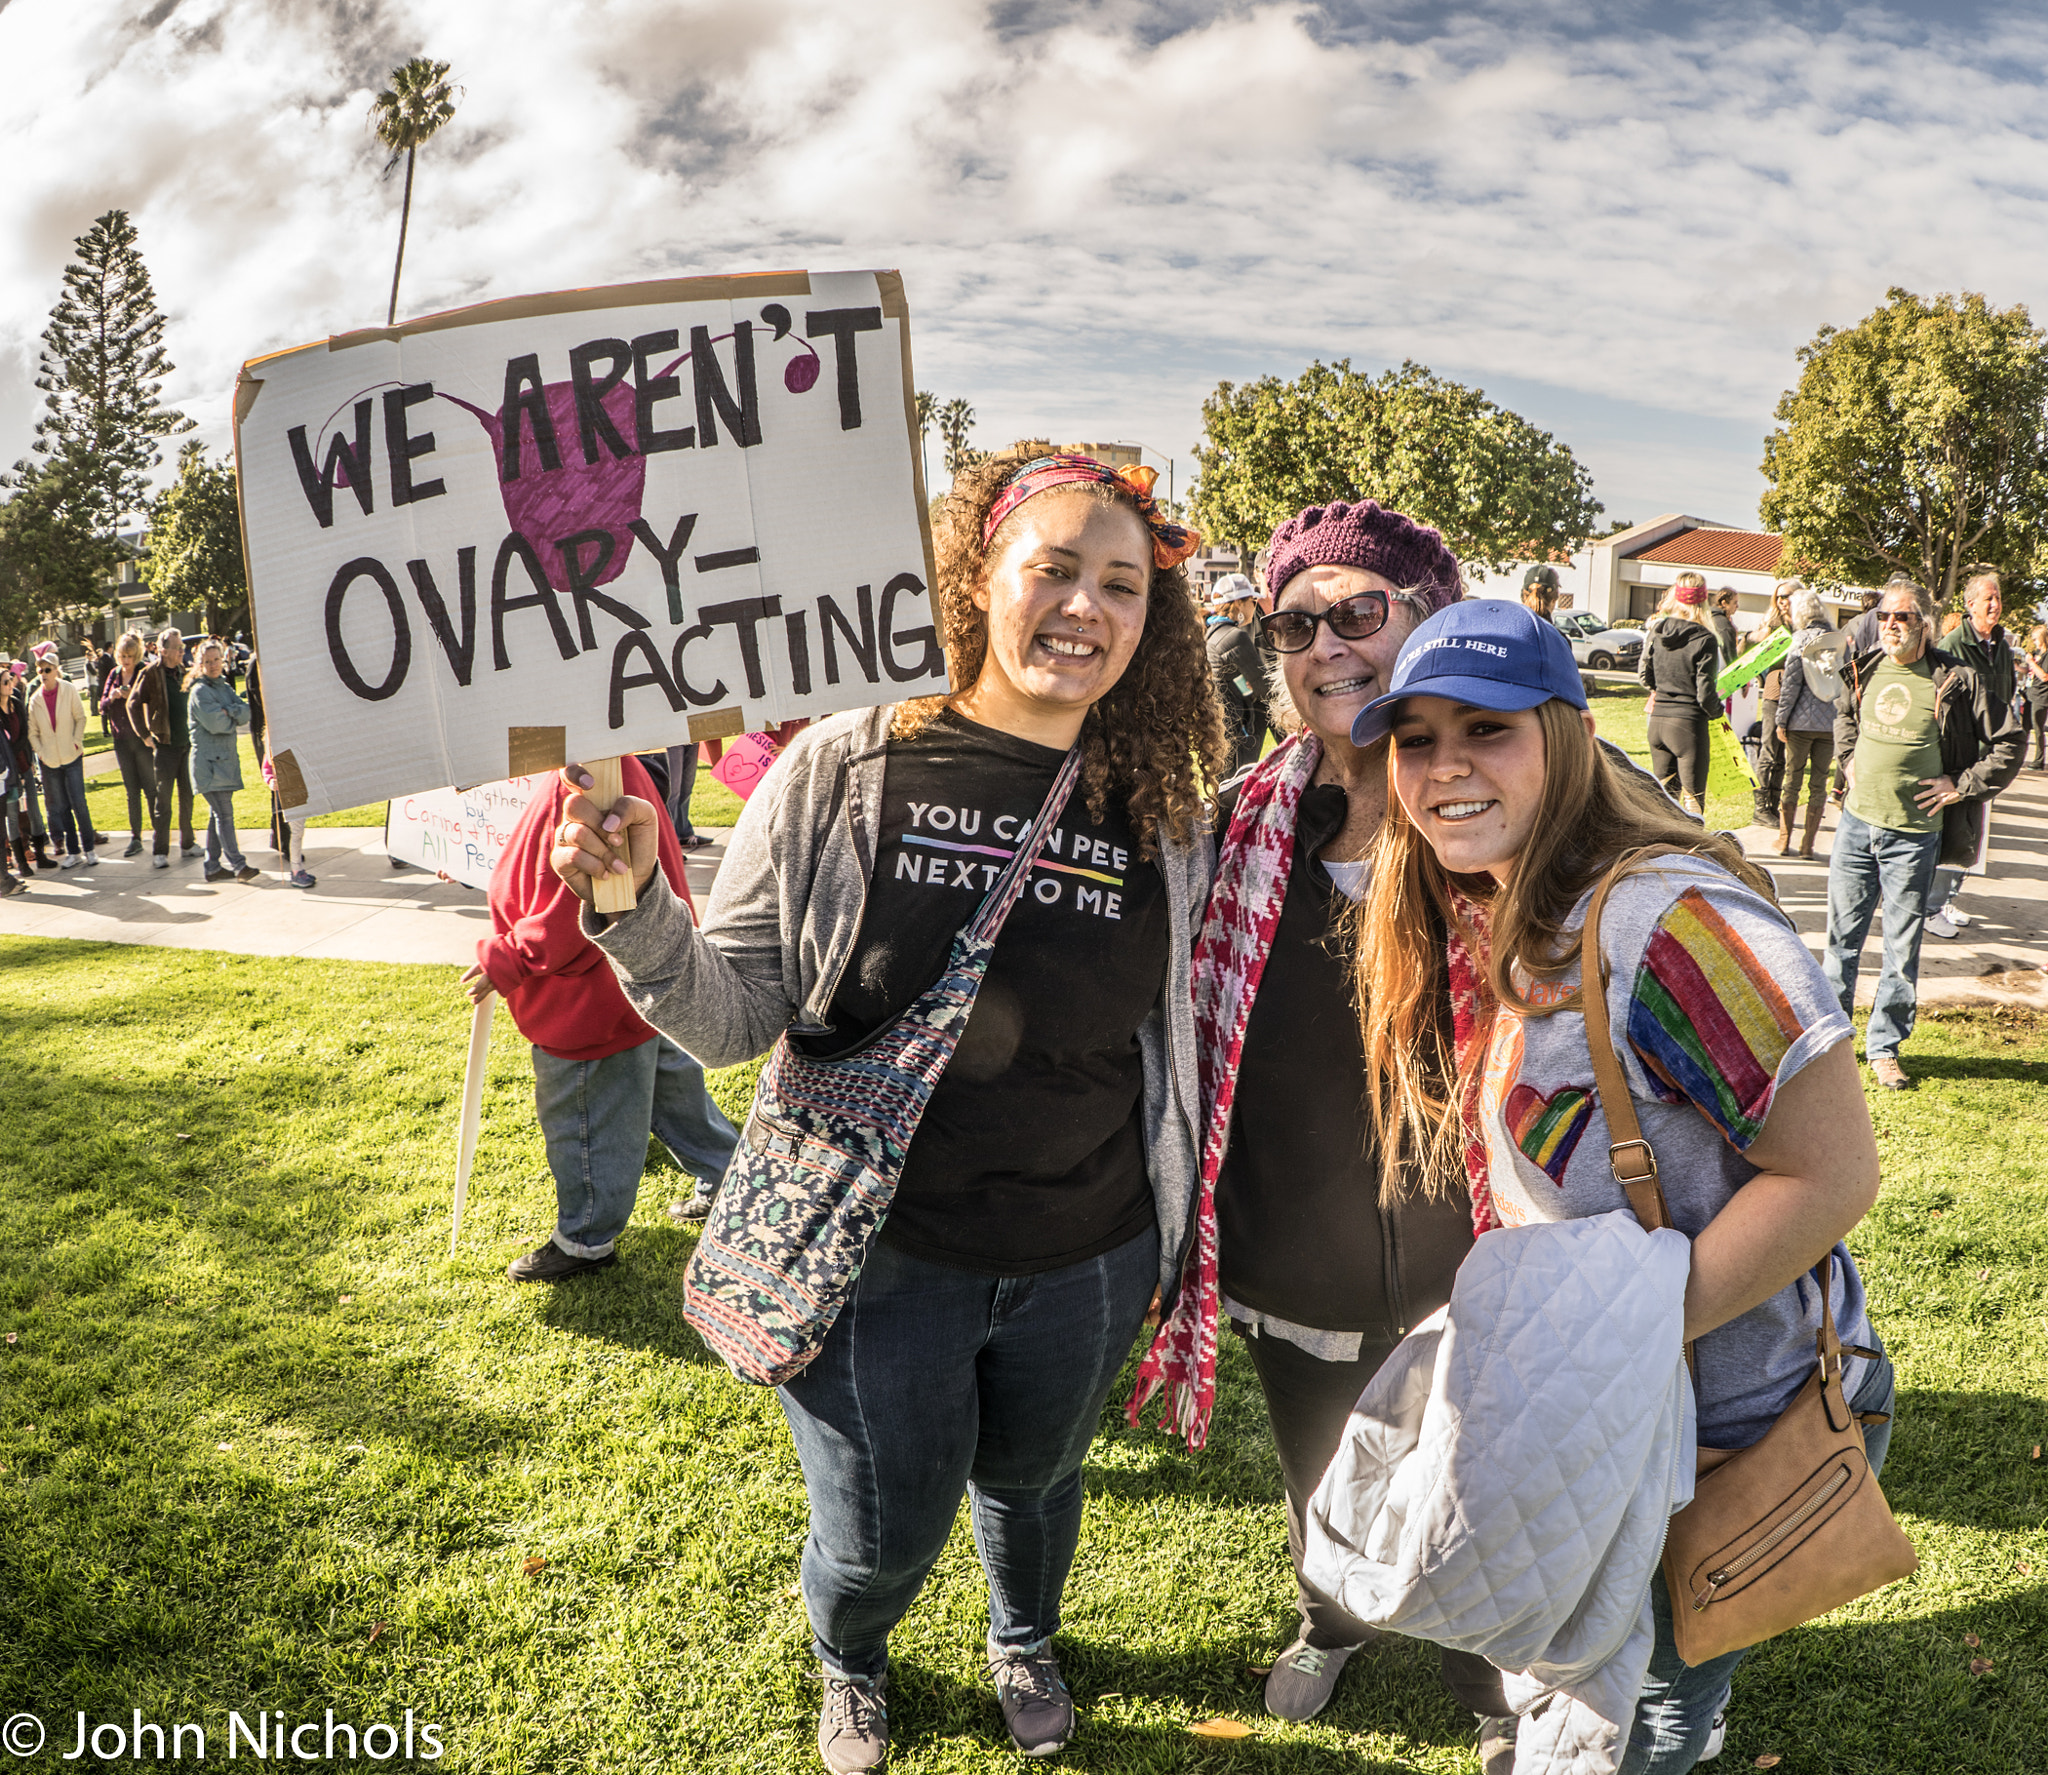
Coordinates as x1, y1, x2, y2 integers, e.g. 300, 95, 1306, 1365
139, 442, 248, 635
1760, 288, 2048, 613
938, 398, 979, 478
1189, 359, 1603, 575
371, 57, 460, 326
7, 209, 191, 541
0, 461, 114, 648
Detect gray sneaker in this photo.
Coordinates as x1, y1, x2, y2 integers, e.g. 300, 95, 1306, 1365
1263, 1636, 1361, 1721
989, 1646, 1073, 1756
817, 1672, 887, 1773
1478, 1713, 1517, 1774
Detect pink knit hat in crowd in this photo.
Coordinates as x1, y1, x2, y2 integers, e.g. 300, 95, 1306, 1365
1264, 500, 1463, 614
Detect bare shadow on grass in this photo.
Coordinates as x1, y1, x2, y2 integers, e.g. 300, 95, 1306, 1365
1881, 1389, 2048, 1530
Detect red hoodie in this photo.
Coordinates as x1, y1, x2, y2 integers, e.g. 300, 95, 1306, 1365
477, 757, 694, 1061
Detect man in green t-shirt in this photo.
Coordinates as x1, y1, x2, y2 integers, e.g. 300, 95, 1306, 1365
1825, 579, 2022, 1090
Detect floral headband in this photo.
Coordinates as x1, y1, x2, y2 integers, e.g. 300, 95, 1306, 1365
982, 454, 1202, 571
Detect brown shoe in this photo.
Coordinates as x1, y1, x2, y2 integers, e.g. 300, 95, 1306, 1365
1869, 1056, 1911, 1091
506, 1239, 618, 1282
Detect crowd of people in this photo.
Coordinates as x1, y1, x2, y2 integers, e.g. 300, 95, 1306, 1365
0, 626, 305, 897
3, 469, 2034, 1774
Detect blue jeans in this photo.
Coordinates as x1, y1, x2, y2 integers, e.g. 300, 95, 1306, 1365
201, 789, 245, 871
1929, 864, 1965, 913
664, 743, 699, 841
1822, 809, 1941, 1061
531, 1033, 738, 1258
779, 1224, 1159, 1680
40, 758, 96, 855
1618, 1349, 1896, 1774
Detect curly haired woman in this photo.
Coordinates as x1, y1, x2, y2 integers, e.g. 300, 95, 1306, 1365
551, 448, 1224, 1771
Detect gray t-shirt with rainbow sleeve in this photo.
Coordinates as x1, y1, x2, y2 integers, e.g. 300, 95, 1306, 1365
1476, 856, 1872, 1448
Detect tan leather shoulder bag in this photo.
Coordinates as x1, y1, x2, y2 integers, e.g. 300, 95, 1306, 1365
1581, 847, 1917, 1667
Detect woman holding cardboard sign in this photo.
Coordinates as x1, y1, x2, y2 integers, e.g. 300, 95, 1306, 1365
552, 449, 1223, 1771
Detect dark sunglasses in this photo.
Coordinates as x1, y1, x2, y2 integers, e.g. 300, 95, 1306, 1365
1876, 608, 1921, 627
1257, 591, 1392, 653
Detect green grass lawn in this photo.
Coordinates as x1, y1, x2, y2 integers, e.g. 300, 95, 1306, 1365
1583, 677, 1759, 834
83, 746, 748, 846
1, 942, 2042, 1773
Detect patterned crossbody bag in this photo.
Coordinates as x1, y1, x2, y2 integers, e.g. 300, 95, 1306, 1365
683, 745, 1084, 1386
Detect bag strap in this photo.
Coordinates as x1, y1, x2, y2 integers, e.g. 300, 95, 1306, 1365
961, 745, 1086, 947
1581, 843, 1845, 1387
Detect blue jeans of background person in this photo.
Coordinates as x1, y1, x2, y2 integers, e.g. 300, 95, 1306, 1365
1617, 1349, 1896, 1775
201, 788, 246, 872
112, 732, 159, 845
1929, 863, 1965, 916
40, 757, 96, 856
663, 743, 699, 841
1822, 809, 1941, 1062
779, 1224, 1159, 1680
532, 1033, 738, 1258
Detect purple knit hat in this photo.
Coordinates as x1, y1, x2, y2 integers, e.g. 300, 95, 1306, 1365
1264, 500, 1463, 614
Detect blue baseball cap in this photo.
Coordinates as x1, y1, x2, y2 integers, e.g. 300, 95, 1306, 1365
1351, 599, 1587, 747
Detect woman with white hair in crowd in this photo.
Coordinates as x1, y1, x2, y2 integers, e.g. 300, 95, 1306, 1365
1773, 582, 1841, 858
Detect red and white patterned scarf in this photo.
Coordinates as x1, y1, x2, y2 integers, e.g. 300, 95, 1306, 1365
1129, 744, 1503, 1448
1128, 735, 1321, 1449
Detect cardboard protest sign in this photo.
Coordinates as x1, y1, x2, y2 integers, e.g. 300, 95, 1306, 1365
235, 270, 939, 817
709, 731, 780, 802
385, 774, 544, 889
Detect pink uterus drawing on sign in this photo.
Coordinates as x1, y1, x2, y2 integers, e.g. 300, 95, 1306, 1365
324, 308, 821, 596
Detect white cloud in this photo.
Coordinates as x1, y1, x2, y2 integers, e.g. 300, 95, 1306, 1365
5, 0, 2048, 530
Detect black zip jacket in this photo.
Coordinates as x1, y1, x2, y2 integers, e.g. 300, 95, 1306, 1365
1837, 642, 2024, 866
1637, 619, 1724, 717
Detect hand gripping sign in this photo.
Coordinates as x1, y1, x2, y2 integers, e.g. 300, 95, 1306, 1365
234, 270, 942, 824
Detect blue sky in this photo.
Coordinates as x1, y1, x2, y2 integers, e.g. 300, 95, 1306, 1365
5, 0, 2047, 534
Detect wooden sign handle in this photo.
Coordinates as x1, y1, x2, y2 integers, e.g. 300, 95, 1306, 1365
584, 755, 641, 916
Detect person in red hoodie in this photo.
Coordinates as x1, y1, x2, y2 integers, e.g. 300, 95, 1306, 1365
462, 753, 738, 1283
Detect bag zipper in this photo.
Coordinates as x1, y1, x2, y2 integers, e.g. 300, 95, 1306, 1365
1692, 1461, 1852, 1611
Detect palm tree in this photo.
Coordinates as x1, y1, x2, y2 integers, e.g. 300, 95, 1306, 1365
370, 58, 460, 326
914, 390, 937, 489
938, 397, 977, 479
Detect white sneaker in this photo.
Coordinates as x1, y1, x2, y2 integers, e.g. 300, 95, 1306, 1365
58, 854, 79, 869
1928, 910, 1959, 939
1701, 1708, 1727, 1759
1944, 903, 1971, 927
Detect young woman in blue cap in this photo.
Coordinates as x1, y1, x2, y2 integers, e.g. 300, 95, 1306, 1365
1346, 600, 1891, 1774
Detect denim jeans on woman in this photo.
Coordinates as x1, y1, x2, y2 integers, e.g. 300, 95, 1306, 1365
1617, 1348, 1897, 1775
39, 757, 96, 856
530, 1032, 738, 1258
778, 1224, 1158, 1680
201, 789, 246, 871
1822, 810, 1942, 1061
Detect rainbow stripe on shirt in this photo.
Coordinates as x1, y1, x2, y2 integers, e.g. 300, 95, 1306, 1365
1626, 887, 1805, 1148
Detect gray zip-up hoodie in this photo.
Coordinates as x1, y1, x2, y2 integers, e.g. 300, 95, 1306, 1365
583, 704, 1213, 1304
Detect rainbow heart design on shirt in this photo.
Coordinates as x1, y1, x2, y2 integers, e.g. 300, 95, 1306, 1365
1504, 1082, 1595, 1187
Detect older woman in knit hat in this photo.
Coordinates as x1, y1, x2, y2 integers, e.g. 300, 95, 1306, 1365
1131, 500, 1506, 1737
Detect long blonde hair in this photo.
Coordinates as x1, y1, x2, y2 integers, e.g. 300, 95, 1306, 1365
1351, 700, 1771, 1202
183, 640, 224, 693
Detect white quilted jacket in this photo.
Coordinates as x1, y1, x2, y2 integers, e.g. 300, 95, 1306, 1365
1302, 1213, 1696, 1775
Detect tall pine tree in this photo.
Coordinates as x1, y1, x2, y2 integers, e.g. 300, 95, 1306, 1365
14, 209, 193, 541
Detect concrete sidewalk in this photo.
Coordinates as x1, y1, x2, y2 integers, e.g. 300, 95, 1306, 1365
0, 826, 729, 966
2, 784, 2045, 1006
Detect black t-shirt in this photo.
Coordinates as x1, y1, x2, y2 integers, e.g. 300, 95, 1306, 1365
1214, 781, 1474, 1335
804, 711, 1167, 1275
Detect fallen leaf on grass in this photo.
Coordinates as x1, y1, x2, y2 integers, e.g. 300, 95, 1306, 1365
175, 1133, 191, 1141
521, 1557, 547, 1577
3, 1333, 14, 1346
1247, 1663, 1272, 1677
216, 1442, 233, 1452
1189, 1720, 1253, 1739
1979, 1269, 1991, 1281
339, 1295, 354, 1305
2032, 1447, 2041, 1462
1929, 1209, 1943, 1218
1965, 1633, 1981, 1647
1754, 1758, 1782, 1770
1971, 1658, 1994, 1675
366, 1623, 385, 1647
2019, 1563, 2033, 1576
